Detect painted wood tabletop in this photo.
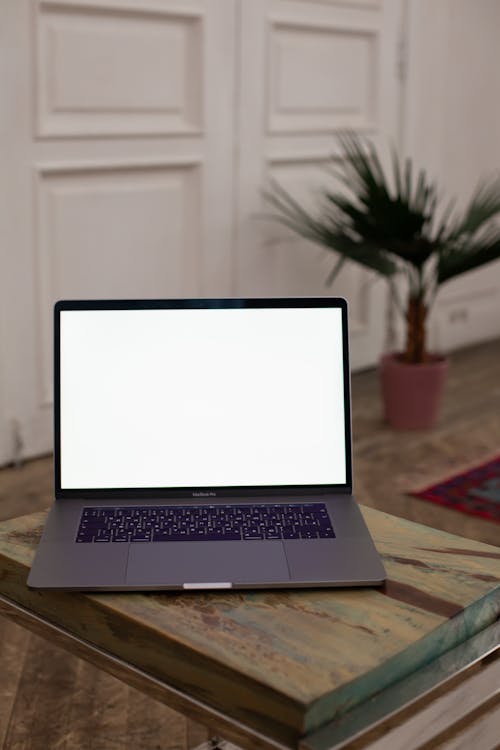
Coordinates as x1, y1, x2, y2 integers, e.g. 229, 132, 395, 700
0, 506, 498, 747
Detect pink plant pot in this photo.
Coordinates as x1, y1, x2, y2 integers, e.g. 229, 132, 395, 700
380, 353, 449, 430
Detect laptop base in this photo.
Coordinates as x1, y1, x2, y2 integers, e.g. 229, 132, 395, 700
27, 496, 385, 590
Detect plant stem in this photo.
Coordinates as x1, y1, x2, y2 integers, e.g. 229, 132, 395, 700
404, 296, 427, 363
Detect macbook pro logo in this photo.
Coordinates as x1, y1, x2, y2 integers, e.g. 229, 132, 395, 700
192, 491, 217, 497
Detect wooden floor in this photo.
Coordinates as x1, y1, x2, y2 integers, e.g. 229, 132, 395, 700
0, 338, 499, 749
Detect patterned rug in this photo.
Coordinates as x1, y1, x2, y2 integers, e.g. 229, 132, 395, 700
410, 454, 500, 523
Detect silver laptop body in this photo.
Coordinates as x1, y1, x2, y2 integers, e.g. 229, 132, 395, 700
28, 298, 386, 590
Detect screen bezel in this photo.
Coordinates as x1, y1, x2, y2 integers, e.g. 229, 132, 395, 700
54, 298, 352, 498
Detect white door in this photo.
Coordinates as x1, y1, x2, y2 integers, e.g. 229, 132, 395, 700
0, 0, 236, 465
235, 0, 404, 370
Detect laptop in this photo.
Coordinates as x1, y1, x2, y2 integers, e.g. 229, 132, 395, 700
28, 297, 386, 590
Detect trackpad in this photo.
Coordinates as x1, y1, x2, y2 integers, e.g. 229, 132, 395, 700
126, 541, 290, 586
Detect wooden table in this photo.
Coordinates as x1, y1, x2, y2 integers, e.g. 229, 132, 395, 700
0, 506, 498, 750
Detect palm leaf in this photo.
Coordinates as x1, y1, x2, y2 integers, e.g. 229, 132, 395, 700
264, 132, 500, 302
449, 177, 500, 239
264, 181, 397, 278
438, 233, 500, 285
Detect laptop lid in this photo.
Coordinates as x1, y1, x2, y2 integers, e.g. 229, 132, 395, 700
54, 298, 352, 499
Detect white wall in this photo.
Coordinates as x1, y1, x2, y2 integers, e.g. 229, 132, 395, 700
404, 0, 500, 353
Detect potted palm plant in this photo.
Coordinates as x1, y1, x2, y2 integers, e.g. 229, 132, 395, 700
266, 133, 500, 429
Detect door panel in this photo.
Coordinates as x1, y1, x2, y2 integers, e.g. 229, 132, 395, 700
36, 3, 203, 137
0, 0, 235, 465
235, 0, 402, 370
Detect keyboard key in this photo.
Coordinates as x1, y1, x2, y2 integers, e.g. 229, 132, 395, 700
206, 531, 241, 541
131, 530, 151, 542
112, 531, 130, 542
243, 529, 264, 540
94, 531, 111, 542
319, 528, 335, 538
152, 531, 171, 542
76, 532, 94, 543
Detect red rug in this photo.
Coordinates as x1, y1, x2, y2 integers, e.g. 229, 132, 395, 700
410, 454, 500, 523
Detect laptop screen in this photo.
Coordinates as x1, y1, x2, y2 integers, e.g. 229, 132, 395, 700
56, 300, 350, 493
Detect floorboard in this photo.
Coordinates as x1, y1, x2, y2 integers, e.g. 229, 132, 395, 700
0, 619, 30, 749
3, 633, 79, 750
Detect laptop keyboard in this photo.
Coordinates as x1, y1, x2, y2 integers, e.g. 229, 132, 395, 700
76, 503, 335, 543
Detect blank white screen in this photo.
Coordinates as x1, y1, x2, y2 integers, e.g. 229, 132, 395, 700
60, 306, 346, 489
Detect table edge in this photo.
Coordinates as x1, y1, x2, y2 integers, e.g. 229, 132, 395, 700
300, 619, 500, 750
0, 592, 292, 750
